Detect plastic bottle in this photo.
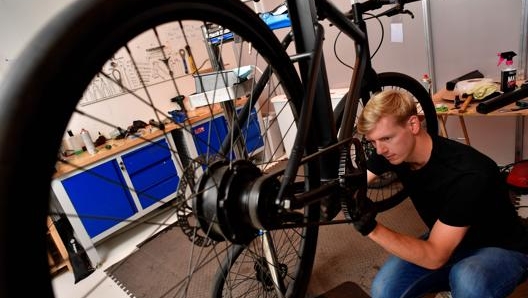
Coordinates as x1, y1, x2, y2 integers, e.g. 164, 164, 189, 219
80, 129, 96, 155
497, 51, 517, 92
65, 130, 84, 155
421, 74, 432, 95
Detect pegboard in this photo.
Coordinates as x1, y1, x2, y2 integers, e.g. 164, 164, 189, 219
79, 21, 210, 106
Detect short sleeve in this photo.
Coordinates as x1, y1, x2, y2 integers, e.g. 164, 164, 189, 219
439, 172, 491, 227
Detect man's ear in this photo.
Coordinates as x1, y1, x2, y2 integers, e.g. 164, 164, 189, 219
408, 115, 421, 133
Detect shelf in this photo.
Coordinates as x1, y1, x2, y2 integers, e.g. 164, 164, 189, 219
204, 13, 291, 45
47, 216, 71, 276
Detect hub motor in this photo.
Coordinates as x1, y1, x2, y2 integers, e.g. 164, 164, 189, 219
193, 159, 281, 245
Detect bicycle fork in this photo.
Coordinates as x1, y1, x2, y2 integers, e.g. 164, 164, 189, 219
261, 231, 286, 297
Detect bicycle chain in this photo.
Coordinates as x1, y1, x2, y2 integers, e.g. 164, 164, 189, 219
339, 138, 368, 221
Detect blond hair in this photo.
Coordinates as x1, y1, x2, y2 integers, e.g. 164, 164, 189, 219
357, 90, 418, 135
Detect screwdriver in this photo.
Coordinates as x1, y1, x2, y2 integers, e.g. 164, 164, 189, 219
185, 45, 197, 74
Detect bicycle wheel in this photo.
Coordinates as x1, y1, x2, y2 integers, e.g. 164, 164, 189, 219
212, 228, 312, 298
0, 0, 319, 297
333, 72, 438, 212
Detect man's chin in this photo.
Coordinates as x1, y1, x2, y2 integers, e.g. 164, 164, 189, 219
387, 157, 403, 165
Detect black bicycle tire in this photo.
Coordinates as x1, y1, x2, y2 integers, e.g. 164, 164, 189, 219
379, 72, 439, 136
212, 227, 318, 298
0, 0, 320, 297
333, 71, 438, 212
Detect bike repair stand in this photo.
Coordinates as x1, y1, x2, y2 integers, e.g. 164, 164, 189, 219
316, 281, 371, 298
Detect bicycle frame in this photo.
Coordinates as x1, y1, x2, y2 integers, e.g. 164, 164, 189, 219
222, 1, 409, 296
268, 0, 411, 212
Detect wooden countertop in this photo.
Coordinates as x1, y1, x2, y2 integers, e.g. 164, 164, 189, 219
432, 88, 528, 117
54, 98, 248, 178
54, 123, 181, 178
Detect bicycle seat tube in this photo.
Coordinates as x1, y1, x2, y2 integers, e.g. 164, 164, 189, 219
286, 0, 340, 182
315, 0, 378, 139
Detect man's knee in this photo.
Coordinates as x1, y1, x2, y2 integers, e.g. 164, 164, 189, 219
449, 256, 521, 297
371, 273, 393, 298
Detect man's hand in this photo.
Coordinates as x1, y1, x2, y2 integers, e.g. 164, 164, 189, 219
352, 198, 378, 236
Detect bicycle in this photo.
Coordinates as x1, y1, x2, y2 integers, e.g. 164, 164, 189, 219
0, 0, 438, 297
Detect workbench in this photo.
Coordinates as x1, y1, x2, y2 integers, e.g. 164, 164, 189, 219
51, 99, 265, 267
52, 128, 183, 267
433, 89, 527, 162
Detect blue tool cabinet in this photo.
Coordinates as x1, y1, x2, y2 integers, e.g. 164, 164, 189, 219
51, 135, 182, 266
61, 160, 138, 239
188, 107, 264, 159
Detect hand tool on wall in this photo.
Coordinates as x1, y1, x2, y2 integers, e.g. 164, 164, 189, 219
185, 45, 198, 74
110, 61, 125, 92
179, 49, 188, 74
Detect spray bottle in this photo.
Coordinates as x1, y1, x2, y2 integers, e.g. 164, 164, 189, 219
80, 129, 96, 155
421, 74, 432, 95
497, 51, 517, 92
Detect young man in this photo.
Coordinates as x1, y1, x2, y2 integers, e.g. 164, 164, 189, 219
353, 89, 528, 298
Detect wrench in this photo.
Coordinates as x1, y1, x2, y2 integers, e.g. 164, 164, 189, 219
179, 49, 188, 74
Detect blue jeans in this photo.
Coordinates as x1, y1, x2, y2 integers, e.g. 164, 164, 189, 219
371, 247, 528, 298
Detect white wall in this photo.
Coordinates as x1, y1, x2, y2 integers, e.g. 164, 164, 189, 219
0, 0, 201, 138
320, 0, 527, 165
428, 0, 526, 165
268, 0, 428, 89
1, 0, 526, 164
0, 0, 75, 81
430, 0, 522, 88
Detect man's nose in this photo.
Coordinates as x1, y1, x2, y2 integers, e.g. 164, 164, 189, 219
376, 143, 387, 155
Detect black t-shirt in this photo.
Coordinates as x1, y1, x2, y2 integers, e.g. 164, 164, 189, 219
368, 135, 528, 253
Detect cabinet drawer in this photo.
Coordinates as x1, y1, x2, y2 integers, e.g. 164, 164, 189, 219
244, 110, 264, 151
137, 175, 180, 209
192, 116, 228, 156
121, 138, 171, 175
128, 158, 178, 192
61, 160, 137, 238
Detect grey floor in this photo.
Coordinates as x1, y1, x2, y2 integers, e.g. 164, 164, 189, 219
52, 209, 179, 298
52, 198, 423, 298
51, 198, 528, 298
308, 198, 427, 296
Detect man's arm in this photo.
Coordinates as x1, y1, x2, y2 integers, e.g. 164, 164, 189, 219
364, 169, 467, 269
368, 219, 468, 269
367, 170, 378, 185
